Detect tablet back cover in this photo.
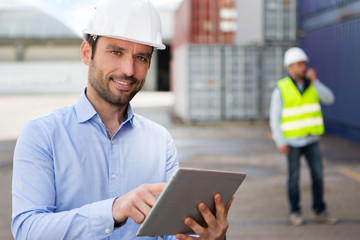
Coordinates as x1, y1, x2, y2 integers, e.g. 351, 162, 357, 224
136, 168, 246, 236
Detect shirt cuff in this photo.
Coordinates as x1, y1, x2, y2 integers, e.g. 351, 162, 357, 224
114, 218, 128, 229
89, 197, 117, 239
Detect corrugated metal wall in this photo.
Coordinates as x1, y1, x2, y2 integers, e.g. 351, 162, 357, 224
173, 45, 260, 122
299, 0, 360, 141
300, 0, 356, 16
172, 0, 236, 49
264, 0, 298, 43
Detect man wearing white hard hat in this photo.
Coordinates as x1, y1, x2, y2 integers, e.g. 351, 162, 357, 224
270, 47, 338, 226
11, 0, 231, 239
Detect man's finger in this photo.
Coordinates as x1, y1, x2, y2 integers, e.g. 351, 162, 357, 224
214, 194, 226, 220
183, 217, 207, 237
225, 195, 235, 213
198, 202, 217, 230
145, 182, 167, 195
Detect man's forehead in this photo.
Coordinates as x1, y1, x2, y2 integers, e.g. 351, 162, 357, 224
100, 36, 152, 52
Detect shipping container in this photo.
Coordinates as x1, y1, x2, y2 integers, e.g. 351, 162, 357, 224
264, 0, 298, 42
223, 46, 260, 120
173, 45, 223, 121
299, 0, 360, 141
235, 0, 297, 46
173, 44, 260, 122
300, 0, 360, 32
300, 0, 356, 16
259, 45, 292, 119
172, 0, 236, 50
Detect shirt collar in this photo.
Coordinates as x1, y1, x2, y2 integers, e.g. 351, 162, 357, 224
75, 88, 136, 128
123, 104, 136, 128
75, 89, 97, 123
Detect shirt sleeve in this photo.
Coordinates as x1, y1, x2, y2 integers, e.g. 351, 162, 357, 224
269, 87, 286, 147
313, 79, 335, 105
11, 120, 116, 240
165, 131, 179, 181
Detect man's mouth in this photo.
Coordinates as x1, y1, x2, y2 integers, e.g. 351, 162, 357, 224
110, 77, 134, 90
113, 79, 132, 86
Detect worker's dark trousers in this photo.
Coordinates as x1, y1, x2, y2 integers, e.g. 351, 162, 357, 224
287, 141, 326, 214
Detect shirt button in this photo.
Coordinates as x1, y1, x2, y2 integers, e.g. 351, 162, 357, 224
111, 140, 115, 144
112, 174, 117, 179
105, 228, 111, 234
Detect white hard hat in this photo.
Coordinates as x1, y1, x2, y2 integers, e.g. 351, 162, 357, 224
284, 47, 309, 67
82, 0, 166, 50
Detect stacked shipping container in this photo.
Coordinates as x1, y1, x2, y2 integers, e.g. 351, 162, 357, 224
235, 0, 298, 45
263, 0, 297, 43
299, 0, 360, 142
172, 0, 299, 121
172, 0, 237, 49
173, 45, 260, 122
300, 0, 357, 15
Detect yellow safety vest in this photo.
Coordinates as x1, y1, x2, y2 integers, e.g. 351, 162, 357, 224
277, 77, 324, 139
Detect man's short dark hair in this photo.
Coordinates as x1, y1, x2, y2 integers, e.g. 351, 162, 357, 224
85, 34, 100, 60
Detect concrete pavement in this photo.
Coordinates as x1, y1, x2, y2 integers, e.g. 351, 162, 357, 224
1, 93, 360, 239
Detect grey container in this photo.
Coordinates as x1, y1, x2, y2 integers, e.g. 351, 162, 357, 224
188, 45, 223, 121
223, 46, 260, 120
173, 44, 261, 122
260, 44, 294, 119
264, 0, 298, 43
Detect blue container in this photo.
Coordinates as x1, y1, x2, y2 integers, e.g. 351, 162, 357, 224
300, 0, 356, 16
299, 14, 360, 141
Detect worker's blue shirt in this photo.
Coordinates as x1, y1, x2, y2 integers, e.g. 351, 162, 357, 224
12, 90, 179, 240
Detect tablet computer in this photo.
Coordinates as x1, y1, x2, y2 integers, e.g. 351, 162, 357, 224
136, 168, 246, 236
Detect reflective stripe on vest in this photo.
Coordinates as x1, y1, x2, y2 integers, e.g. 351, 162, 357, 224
277, 77, 324, 139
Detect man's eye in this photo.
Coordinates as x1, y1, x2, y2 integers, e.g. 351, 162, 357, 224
111, 51, 121, 55
136, 56, 147, 62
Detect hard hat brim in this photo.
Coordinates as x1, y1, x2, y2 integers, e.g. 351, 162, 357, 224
82, 31, 166, 50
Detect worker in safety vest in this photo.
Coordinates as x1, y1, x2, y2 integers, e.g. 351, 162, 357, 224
269, 47, 338, 226
12, 0, 232, 239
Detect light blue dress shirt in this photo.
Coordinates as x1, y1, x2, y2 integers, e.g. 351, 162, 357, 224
269, 79, 335, 147
12, 90, 179, 240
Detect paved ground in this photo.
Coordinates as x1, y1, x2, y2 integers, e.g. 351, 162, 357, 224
1, 93, 360, 239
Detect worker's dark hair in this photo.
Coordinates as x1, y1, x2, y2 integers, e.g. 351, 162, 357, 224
85, 34, 100, 60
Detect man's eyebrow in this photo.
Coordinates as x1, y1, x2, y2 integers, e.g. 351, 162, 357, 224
137, 51, 152, 59
106, 44, 125, 51
106, 44, 152, 58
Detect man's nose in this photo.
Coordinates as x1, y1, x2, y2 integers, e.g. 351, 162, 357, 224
119, 56, 135, 77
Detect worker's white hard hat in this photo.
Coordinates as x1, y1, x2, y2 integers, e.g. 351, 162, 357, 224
82, 0, 166, 50
284, 47, 309, 67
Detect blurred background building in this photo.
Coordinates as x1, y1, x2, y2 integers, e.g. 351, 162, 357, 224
0, 2, 172, 93
0, 0, 359, 142
0, 5, 86, 94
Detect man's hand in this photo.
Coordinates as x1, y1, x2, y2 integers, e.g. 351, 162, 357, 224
306, 67, 317, 83
175, 193, 234, 240
112, 183, 166, 224
278, 145, 290, 155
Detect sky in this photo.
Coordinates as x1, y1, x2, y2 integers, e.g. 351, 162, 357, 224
1, 0, 183, 37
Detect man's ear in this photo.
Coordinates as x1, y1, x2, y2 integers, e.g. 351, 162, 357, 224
80, 41, 92, 65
